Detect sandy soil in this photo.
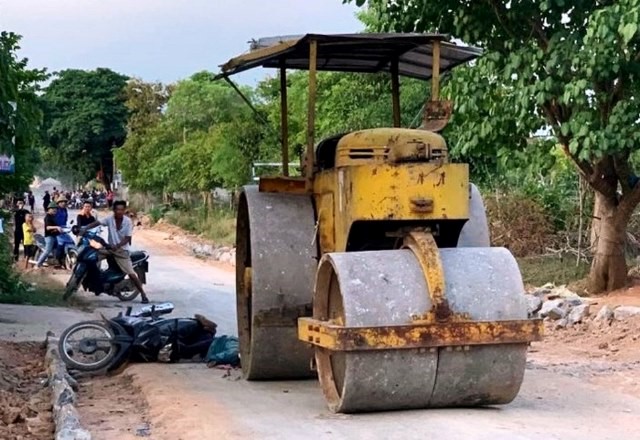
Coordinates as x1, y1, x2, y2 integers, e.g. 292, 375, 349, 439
75, 374, 151, 440
0, 341, 54, 440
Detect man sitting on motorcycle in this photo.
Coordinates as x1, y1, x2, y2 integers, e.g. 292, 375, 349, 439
84, 200, 150, 303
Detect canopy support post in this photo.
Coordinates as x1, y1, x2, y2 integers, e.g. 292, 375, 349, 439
279, 63, 289, 176
391, 60, 401, 127
431, 41, 441, 101
305, 39, 318, 190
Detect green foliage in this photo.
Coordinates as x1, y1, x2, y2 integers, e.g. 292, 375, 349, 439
0, 213, 24, 298
164, 206, 236, 246
41, 68, 129, 186
0, 32, 47, 195
518, 254, 591, 288
117, 73, 264, 193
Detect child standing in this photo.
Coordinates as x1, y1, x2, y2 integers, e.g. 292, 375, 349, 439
22, 212, 36, 269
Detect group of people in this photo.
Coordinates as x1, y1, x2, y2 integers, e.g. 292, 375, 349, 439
42, 187, 115, 211
10, 191, 149, 303
12, 193, 89, 268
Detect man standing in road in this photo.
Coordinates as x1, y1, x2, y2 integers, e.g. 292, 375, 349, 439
85, 200, 149, 303
54, 196, 69, 268
12, 198, 30, 262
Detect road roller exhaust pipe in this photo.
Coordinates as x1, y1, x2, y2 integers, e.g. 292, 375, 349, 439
298, 231, 543, 413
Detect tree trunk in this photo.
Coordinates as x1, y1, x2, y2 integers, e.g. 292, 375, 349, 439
588, 192, 628, 293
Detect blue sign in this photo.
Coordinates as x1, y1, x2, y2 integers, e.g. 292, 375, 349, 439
0, 154, 15, 174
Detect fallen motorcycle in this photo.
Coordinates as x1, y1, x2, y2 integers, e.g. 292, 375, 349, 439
58, 302, 217, 372
63, 226, 149, 301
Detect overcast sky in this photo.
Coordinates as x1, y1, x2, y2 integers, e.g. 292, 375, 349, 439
0, 0, 363, 84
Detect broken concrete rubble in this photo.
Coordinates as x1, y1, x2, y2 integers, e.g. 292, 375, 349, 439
613, 306, 640, 321
594, 305, 614, 324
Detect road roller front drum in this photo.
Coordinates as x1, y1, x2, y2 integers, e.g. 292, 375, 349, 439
236, 186, 317, 379
300, 240, 543, 413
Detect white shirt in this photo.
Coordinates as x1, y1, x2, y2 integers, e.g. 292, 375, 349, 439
100, 215, 133, 251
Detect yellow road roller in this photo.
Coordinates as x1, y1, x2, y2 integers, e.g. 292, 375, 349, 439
218, 33, 543, 413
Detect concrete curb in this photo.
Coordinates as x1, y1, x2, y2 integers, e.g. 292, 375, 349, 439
45, 335, 92, 440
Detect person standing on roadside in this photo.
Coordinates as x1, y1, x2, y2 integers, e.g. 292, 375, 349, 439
35, 203, 61, 268
76, 201, 96, 227
22, 212, 36, 268
12, 199, 30, 262
27, 191, 35, 213
84, 200, 149, 303
42, 191, 51, 212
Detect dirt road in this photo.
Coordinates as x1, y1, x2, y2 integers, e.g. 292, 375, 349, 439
3, 223, 640, 439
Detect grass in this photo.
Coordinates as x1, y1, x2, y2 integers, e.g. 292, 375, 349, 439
163, 206, 236, 246
0, 272, 67, 306
517, 253, 591, 288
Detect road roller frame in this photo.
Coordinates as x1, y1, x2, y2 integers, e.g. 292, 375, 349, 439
218, 33, 543, 413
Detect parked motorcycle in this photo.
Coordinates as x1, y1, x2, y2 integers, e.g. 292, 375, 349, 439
33, 227, 78, 269
63, 226, 149, 301
58, 302, 217, 372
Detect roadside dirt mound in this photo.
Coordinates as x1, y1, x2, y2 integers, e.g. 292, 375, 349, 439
0, 341, 54, 439
536, 316, 640, 364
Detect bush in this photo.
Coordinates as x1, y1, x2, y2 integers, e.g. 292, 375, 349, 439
518, 254, 591, 289
0, 212, 24, 298
164, 206, 235, 246
148, 204, 170, 224
0, 212, 66, 305
484, 191, 555, 257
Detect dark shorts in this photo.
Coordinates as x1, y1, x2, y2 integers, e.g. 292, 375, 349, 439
24, 245, 36, 258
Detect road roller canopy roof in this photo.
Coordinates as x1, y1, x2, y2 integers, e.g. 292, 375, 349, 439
218, 33, 483, 80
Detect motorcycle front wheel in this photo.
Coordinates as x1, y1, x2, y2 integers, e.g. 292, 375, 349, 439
66, 249, 78, 270
63, 273, 82, 300
58, 321, 119, 371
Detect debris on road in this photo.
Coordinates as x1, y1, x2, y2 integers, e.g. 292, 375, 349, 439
528, 284, 640, 329
613, 306, 640, 321
0, 340, 54, 440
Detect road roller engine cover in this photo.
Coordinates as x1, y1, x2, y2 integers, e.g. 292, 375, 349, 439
218, 33, 543, 413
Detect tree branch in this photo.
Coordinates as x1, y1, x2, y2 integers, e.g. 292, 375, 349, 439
618, 182, 640, 221
613, 151, 632, 194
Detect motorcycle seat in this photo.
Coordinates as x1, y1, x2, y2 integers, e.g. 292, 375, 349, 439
130, 251, 148, 263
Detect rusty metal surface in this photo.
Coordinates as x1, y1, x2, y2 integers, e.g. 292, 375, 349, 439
309, 248, 532, 412
403, 231, 448, 321
305, 39, 318, 190
298, 318, 542, 351
236, 186, 317, 379
433, 247, 529, 406
312, 250, 436, 412
258, 176, 307, 194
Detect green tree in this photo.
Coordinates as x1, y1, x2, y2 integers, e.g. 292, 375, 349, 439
0, 31, 47, 194
42, 68, 128, 188
352, 0, 640, 292
117, 72, 266, 193
115, 78, 172, 191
